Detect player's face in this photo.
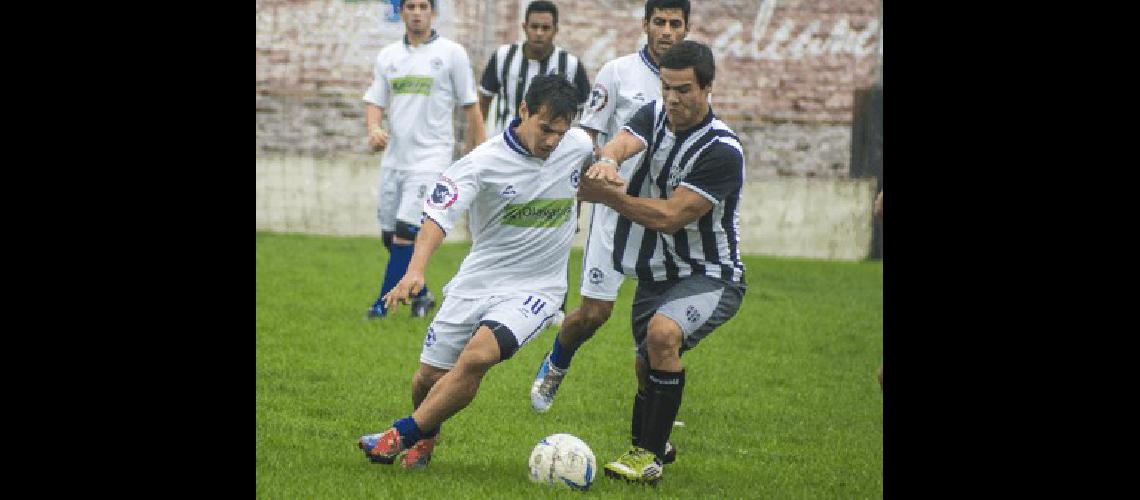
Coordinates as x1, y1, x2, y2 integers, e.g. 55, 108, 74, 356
402, 0, 435, 35
642, 8, 688, 61
523, 12, 557, 52
517, 103, 572, 160
660, 66, 710, 131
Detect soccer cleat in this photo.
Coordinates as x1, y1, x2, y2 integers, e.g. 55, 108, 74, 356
399, 435, 437, 470
358, 428, 406, 464
663, 441, 677, 465
410, 290, 436, 318
530, 352, 566, 413
603, 446, 662, 485
365, 303, 386, 320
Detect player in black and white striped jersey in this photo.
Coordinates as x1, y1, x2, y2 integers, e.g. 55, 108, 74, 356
577, 40, 745, 485
477, 1, 591, 138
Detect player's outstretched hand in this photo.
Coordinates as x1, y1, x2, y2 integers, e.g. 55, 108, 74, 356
383, 271, 425, 312
585, 162, 625, 186
369, 128, 390, 152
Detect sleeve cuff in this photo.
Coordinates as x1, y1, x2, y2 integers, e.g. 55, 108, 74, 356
678, 182, 719, 205
477, 86, 496, 97
423, 212, 449, 236
621, 125, 649, 148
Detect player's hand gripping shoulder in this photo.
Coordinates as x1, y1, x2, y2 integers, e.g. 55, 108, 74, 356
369, 126, 389, 151
383, 270, 425, 312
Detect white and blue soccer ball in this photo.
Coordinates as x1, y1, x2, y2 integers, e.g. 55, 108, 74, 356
527, 433, 597, 490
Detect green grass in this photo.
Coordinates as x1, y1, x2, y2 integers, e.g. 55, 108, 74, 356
256, 231, 882, 498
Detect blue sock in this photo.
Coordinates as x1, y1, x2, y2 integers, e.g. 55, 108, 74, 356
374, 243, 415, 311
392, 416, 424, 445
415, 284, 430, 299
550, 336, 578, 370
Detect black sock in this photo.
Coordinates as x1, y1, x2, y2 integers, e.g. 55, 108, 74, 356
641, 369, 685, 463
631, 389, 649, 447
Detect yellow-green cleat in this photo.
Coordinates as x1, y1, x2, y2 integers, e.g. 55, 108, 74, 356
603, 446, 663, 485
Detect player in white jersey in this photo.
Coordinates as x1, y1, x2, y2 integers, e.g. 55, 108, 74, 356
363, 0, 485, 320
357, 76, 609, 470
478, 0, 591, 325
478, 1, 591, 139
530, 0, 692, 419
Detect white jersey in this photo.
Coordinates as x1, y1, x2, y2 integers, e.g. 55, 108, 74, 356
422, 120, 593, 301
363, 31, 479, 173
579, 46, 663, 178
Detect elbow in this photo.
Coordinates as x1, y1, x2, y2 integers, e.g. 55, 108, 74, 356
648, 213, 687, 234
658, 222, 686, 235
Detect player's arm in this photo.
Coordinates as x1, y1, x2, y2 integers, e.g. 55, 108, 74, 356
383, 217, 446, 311
579, 181, 711, 235
582, 129, 646, 184
583, 140, 742, 234
463, 103, 486, 153
479, 95, 493, 123
477, 52, 500, 125
365, 103, 389, 151
364, 53, 390, 152
583, 100, 654, 182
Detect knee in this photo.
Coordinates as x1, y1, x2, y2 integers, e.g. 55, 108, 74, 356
646, 315, 682, 354
579, 300, 614, 330
455, 326, 506, 375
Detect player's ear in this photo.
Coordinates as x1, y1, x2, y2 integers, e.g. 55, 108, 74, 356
518, 100, 530, 120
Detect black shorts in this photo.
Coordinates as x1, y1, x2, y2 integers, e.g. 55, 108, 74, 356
630, 274, 745, 359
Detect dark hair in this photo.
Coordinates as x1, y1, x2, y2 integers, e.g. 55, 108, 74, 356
644, 0, 690, 26
659, 40, 715, 88
400, 0, 435, 10
525, 0, 558, 25
523, 75, 579, 123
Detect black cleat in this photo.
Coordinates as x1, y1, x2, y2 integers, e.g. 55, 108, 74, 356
410, 290, 436, 318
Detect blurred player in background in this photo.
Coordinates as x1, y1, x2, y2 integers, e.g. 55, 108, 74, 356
363, 0, 485, 320
530, 0, 691, 417
358, 76, 604, 469
479, 1, 591, 138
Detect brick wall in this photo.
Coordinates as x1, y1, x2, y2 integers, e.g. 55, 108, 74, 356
256, 0, 882, 178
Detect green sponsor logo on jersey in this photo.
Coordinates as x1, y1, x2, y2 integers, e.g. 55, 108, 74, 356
501, 199, 574, 228
390, 76, 434, 95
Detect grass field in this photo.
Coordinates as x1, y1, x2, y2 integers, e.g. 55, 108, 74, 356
256, 231, 882, 498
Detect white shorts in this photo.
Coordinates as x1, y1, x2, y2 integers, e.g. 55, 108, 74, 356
420, 293, 560, 370
377, 169, 442, 233
579, 203, 625, 301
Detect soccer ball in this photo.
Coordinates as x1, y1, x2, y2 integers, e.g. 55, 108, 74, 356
527, 433, 597, 490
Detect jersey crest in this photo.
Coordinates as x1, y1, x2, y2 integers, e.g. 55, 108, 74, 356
588, 83, 608, 112
427, 176, 459, 210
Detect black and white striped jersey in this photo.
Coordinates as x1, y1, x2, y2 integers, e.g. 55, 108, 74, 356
478, 43, 591, 137
613, 100, 746, 284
